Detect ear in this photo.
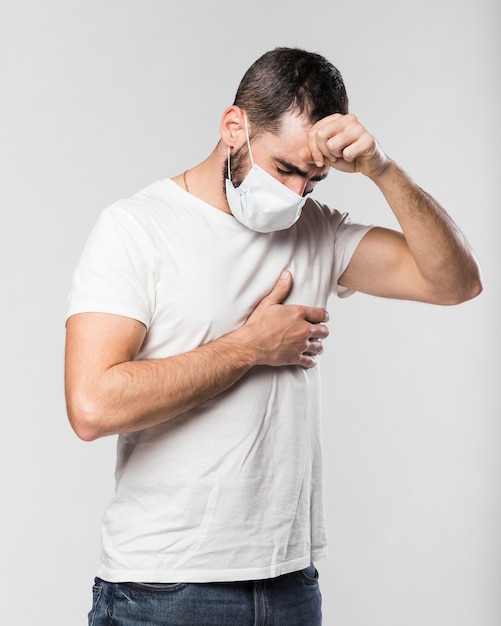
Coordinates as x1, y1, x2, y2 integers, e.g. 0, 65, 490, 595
220, 106, 247, 149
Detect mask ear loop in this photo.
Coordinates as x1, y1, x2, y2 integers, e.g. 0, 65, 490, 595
243, 115, 255, 167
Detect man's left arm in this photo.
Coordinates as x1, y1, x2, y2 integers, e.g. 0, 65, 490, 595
306, 114, 483, 305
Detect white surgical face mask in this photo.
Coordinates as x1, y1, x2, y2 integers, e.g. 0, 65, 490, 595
225, 117, 307, 233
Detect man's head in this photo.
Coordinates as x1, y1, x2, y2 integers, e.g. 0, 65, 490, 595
219, 48, 346, 205
233, 47, 349, 138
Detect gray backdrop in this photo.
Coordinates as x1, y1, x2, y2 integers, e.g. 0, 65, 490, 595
1, 1, 499, 624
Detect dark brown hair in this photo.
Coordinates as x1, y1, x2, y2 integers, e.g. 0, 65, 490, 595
233, 47, 349, 135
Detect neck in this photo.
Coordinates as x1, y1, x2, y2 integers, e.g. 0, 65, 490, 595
173, 143, 231, 214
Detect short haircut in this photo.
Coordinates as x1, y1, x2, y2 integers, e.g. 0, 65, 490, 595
233, 47, 349, 135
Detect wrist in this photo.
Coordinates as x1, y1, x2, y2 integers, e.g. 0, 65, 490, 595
216, 326, 260, 370
368, 157, 402, 187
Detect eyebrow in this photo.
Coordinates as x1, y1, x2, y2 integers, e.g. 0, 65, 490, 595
275, 158, 329, 182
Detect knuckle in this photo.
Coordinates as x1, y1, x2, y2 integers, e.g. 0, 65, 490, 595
293, 305, 307, 318
300, 325, 312, 340
317, 127, 330, 141
342, 146, 356, 161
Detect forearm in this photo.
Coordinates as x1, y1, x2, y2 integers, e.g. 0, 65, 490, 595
65, 272, 329, 441
371, 160, 482, 303
67, 331, 256, 441
306, 113, 482, 304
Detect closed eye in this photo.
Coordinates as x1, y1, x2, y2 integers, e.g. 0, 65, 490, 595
275, 158, 329, 183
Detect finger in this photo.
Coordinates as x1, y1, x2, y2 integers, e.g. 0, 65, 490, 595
309, 114, 371, 170
305, 338, 324, 356
330, 131, 374, 163
306, 115, 338, 166
303, 306, 330, 325
298, 353, 318, 369
307, 130, 330, 168
307, 114, 344, 166
307, 139, 327, 169
309, 323, 330, 341
325, 126, 364, 159
259, 271, 293, 306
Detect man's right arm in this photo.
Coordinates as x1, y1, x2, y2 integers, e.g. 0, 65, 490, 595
65, 271, 329, 441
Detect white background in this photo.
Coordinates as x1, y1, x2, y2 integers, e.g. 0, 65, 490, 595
1, 1, 499, 624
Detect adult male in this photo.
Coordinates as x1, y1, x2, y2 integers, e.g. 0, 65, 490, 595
65, 48, 482, 625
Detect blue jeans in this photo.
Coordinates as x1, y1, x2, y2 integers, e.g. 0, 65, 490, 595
88, 564, 322, 625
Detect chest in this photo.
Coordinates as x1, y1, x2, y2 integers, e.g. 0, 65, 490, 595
140, 219, 334, 358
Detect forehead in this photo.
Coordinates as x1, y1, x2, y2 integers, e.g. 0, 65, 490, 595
252, 112, 312, 154
277, 110, 313, 135
269, 111, 312, 146
252, 112, 325, 174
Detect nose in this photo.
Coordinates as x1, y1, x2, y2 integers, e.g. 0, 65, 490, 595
288, 177, 308, 196
296, 178, 318, 197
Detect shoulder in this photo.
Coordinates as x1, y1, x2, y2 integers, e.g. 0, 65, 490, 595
93, 178, 183, 238
298, 198, 371, 239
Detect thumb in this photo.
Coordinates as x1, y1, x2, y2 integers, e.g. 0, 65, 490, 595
261, 271, 293, 306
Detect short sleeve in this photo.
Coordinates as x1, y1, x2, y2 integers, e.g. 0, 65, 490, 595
66, 205, 156, 327
331, 212, 373, 298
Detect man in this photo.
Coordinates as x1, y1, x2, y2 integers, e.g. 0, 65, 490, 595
65, 48, 482, 625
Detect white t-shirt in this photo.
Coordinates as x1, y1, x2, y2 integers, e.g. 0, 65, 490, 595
67, 178, 372, 583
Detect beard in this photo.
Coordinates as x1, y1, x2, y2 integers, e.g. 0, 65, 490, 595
221, 144, 252, 194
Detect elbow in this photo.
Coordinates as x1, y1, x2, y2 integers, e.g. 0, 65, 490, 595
66, 394, 107, 442
439, 271, 483, 306
457, 253, 484, 303
463, 274, 483, 302
424, 250, 483, 305
454, 263, 484, 304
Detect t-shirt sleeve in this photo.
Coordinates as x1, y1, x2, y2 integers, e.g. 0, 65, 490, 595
330, 210, 374, 298
66, 205, 155, 327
